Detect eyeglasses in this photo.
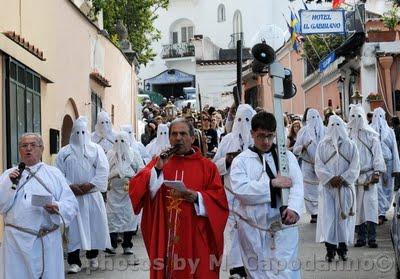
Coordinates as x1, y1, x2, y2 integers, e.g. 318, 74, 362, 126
19, 142, 42, 149
255, 133, 276, 142
203, 119, 210, 122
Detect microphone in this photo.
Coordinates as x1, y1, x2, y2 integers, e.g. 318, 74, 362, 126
160, 145, 182, 159
11, 162, 26, 190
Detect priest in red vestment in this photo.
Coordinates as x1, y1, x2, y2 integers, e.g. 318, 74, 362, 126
129, 118, 229, 279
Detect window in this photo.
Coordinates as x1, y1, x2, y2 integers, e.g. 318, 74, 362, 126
217, 4, 226, 22
6, 57, 41, 167
181, 27, 187, 43
180, 26, 194, 43
91, 92, 102, 132
188, 26, 194, 40
172, 32, 178, 44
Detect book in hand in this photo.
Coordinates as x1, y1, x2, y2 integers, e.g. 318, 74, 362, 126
163, 180, 187, 192
31, 194, 53, 207
164, 170, 187, 192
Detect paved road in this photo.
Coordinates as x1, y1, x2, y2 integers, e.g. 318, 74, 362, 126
68, 211, 396, 279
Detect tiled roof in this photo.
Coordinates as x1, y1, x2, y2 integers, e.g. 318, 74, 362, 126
2, 31, 46, 61
196, 60, 237, 66
90, 72, 111, 87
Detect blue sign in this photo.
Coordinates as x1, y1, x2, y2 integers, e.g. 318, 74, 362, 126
319, 52, 336, 72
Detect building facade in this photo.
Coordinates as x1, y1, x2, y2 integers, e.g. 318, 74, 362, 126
139, 0, 318, 108
0, 0, 138, 171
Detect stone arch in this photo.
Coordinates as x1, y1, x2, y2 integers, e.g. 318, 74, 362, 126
61, 114, 73, 147
67, 98, 79, 119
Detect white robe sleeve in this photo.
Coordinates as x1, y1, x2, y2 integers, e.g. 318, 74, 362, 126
90, 146, 110, 192
54, 150, 72, 185
292, 128, 306, 156
390, 129, 400, 173
340, 142, 360, 185
49, 168, 79, 226
371, 136, 386, 173
0, 170, 17, 214
230, 156, 271, 205
287, 152, 304, 216
315, 143, 335, 186
193, 192, 207, 216
149, 168, 164, 199
213, 136, 232, 176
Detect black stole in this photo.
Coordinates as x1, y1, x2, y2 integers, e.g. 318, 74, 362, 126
249, 144, 281, 208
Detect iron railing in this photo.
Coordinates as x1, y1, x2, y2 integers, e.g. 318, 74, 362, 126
161, 42, 195, 59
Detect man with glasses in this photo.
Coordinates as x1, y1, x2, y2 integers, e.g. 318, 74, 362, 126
230, 111, 304, 278
0, 133, 78, 278
129, 118, 228, 278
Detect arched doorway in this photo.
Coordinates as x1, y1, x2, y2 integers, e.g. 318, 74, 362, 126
61, 114, 73, 147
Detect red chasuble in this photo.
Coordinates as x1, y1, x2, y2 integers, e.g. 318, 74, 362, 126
129, 147, 228, 279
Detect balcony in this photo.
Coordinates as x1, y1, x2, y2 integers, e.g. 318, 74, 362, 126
161, 42, 195, 59
228, 32, 244, 49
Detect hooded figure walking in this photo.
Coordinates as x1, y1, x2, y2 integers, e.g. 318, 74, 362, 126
315, 115, 360, 262
347, 105, 385, 248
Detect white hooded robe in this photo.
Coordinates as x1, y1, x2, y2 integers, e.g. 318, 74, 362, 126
106, 132, 144, 233
315, 116, 360, 245
348, 105, 386, 225
293, 108, 326, 215
213, 104, 255, 270
56, 117, 111, 252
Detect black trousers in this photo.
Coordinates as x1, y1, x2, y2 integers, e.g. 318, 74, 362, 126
67, 249, 99, 267
325, 242, 347, 255
110, 231, 134, 249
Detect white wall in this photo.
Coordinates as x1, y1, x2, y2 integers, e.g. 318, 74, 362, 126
139, 0, 337, 81
196, 64, 236, 109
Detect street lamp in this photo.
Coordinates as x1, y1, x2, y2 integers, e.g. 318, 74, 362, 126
351, 90, 363, 105
337, 77, 345, 115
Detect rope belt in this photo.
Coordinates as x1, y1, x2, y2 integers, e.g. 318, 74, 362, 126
5, 223, 59, 278
301, 159, 315, 166
304, 196, 318, 205
303, 179, 319, 185
233, 211, 297, 250
337, 182, 355, 220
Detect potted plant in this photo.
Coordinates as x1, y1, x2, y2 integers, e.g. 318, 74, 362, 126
381, 5, 399, 40
367, 5, 399, 42
366, 93, 384, 110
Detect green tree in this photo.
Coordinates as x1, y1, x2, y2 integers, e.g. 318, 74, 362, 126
91, 0, 169, 65
303, 35, 344, 72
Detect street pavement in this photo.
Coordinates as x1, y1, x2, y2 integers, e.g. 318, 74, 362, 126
68, 210, 396, 279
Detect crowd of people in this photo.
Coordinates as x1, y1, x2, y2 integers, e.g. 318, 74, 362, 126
1, 96, 400, 279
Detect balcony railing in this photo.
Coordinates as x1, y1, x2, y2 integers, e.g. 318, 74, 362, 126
161, 42, 195, 59
228, 32, 244, 49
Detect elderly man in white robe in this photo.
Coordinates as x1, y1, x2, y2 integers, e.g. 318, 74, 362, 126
120, 124, 151, 164
92, 111, 116, 153
146, 123, 170, 157
371, 107, 400, 224
106, 132, 144, 255
293, 108, 325, 223
348, 105, 385, 248
315, 115, 360, 262
55, 117, 111, 274
0, 133, 78, 279
230, 111, 304, 279
213, 104, 256, 279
